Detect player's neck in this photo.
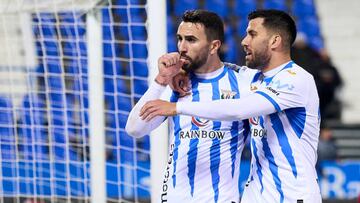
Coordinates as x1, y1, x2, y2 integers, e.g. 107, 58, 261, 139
262, 53, 291, 73
194, 56, 223, 74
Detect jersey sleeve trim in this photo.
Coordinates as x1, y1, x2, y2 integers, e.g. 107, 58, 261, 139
255, 91, 281, 112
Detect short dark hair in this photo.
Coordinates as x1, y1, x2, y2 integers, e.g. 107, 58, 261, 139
182, 9, 224, 44
248, 9, 297, 49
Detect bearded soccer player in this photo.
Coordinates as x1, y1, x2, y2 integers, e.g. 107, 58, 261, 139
140, 10, 322, 203
126, 10, 255, 203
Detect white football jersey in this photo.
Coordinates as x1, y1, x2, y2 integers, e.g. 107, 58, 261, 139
160, 65, 254, 203
242, 61, 321, 203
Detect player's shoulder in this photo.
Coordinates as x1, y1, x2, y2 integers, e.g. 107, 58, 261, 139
269, 62, 316, 94
224, 62, 257, 76
275, 62, 314, 83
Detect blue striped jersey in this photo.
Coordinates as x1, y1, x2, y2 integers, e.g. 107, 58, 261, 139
160, 65, 254, 203
244, 61, 321, 202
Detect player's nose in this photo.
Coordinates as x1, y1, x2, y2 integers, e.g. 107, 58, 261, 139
178, 40, 187, 53
241, 35, 249, 47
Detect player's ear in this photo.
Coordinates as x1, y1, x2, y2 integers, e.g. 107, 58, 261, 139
270, 34, 282, 49
210, 40, 221, 55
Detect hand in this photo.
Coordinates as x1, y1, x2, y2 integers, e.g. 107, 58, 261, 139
140, 99, 177, 121
155, 52, 185, 86
169, 70, 191, 97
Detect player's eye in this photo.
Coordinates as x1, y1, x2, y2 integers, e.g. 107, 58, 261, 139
186, 37, 196, 42
176, 35, 182, 42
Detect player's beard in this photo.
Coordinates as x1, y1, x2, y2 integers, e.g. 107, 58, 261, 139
246, 43, 271, 71
180, 48, 209, 73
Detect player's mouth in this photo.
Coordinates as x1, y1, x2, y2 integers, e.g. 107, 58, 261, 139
245, 50, 252, 60
180, 55, 191, 64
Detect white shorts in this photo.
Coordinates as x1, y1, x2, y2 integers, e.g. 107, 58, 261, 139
241, 180, 322, 203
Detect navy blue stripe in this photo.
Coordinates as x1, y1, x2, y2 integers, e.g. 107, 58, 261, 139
285, 107, 306, 138
242, 120, 250, 143
270, 113, 298, 178
255, 91, 281, 112
227, 68, 240, 99
251, 139, 264, 193
170, 92, 180, 187
227, 69, 240, 178
210, 80, 221, 203
261, 137, 284, 203
187, 80, 199, 196
251, 72, 263, 83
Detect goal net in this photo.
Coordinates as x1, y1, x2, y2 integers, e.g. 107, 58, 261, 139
0, 0, 165, 202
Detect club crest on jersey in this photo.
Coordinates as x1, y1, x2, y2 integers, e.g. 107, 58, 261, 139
249, 117, 259, 125
191, 117, 209, 127
250, 85, 258, 91
221, 89, 237, 99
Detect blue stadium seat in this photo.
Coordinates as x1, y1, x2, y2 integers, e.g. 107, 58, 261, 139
103, 24, 113, 41
119, 43, 131, 59
237, 18, 248, 38
292, 0, 316, 17
174, 0, 199, 16
102, 8, 112, 24
0, 96, 15, 160
48, 92, 65, 109
233, 0, 256, 18
116, 78, 131, 94
168, 38, 177, 52
59, 12, 86, 37
132, 43, 148, 59
45, 58, 62, 73
167, 16, 178, 52
131, 25, 147, 41
117, 95, 132, 112
204, 0, 229, 18
117, 25, 130, 40
297, 16, 321, 38
113, 8, 128, 23
133, 78, 147, 95
308, 36, 324, 52
105, 95, 116, 111
132, 61, 148, 77
223, 26, 238, 63
103, 58, 120, 77
130, 8, 146, 22
263, 0, 287, 11
43, 40, 60, 57
18, 94, 49, 160
63, 41, 78, 57
36, 13, 57, 38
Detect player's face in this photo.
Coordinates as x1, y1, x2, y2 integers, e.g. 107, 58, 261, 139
176, 22, 211, 73
241, 18, 271, 70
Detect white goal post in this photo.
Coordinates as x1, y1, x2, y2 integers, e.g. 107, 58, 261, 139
0, 0, 168, 202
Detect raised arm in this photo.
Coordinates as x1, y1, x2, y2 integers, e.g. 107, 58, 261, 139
125, 52, 184, 138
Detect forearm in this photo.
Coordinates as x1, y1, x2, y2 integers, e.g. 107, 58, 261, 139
125, 82, 167, 138
176, 93, 275, 121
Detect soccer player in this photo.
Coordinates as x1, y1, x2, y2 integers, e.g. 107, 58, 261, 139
126, 10, 255, 203
140, 10, 322, 203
